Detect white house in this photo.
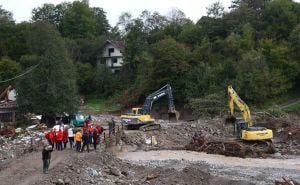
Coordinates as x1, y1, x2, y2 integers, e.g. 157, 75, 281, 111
100, 40, 124, 73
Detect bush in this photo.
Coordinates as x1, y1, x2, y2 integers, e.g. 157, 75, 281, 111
188, 93, 226, 118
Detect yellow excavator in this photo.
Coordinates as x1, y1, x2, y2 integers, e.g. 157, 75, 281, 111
227, 85, 273, 141
121, 84, 180, 131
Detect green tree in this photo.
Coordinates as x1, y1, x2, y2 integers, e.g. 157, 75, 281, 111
263, 0, 298, 39
93, 64, 119, 97
16, 22, 79, 126
207, 1, 225, 18
121, 19, 147, 84
0, 6, 15, 58
62, 1, 96, 39
241, 23, 254, 50
0, 5, 13, 21
93, 7, 110, 36
234, 50, 291, 103
76, 62, 94, 94
0, 58, 21, 81
289, 24, 300, 57
149, 38, 189, 100
31, 3, 70, 31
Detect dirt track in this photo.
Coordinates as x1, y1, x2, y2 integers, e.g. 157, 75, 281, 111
0, 150, 71, 185
117, 150, 300, 185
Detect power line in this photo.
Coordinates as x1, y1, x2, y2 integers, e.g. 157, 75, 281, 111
0, 63, 41, 84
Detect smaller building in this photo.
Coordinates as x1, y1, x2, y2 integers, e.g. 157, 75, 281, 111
100, 40, 124, 73
0, 86, 17, 125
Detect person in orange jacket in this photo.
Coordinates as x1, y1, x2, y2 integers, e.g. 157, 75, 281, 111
63, 128, 68, 149
74, 130, 82, 152
56, 129, 63, 151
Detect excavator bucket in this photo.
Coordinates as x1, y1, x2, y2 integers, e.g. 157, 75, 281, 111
225, 115, 236, 123
168, 110, 180, 121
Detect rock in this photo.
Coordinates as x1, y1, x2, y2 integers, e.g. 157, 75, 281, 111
77, 169, 81, 174
89, 179, 95, 184
64, 178, 71, 185
191, 124, 196, 128
15, 128, 22, 133
109, 167, 121, 176
121, 171, 128, 176
56, 179, 64, 185
274, 152, 282, 157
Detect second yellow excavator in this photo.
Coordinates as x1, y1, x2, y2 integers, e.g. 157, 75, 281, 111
227, 85, 273, 141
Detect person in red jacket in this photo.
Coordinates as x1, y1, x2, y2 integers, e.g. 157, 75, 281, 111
56, 129, 63, 151
88, 124, 93, 145
82, 118, 89, 132
63, 128, 68, 149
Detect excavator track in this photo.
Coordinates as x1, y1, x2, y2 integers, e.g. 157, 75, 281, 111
139, 123, 161, 132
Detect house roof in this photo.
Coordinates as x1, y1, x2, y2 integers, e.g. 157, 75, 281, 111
104, 40, 124, 51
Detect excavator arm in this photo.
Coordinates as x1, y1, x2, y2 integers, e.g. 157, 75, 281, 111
228, 85, 252, 127
141, 84, 180, 120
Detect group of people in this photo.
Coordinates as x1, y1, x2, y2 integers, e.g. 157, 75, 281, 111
44, 126, 69, 151
74, 119, 103, 153
42, 117, 109, 174
44, 118, 104, 153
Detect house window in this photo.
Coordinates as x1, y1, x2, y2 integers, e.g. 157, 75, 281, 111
113, 58, 118, 64
114, 69, 120, 73
108, 48, 114, 56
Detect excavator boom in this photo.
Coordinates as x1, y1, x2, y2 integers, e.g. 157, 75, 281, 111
228, 85, 252, 126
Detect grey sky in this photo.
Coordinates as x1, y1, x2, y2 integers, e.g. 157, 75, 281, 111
1, 0, 234, 26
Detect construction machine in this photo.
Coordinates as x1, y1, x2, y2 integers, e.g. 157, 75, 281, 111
227, 85, 273, 141
121, 84, 180, 131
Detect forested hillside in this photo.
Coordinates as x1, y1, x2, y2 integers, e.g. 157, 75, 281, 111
0, 0, 299, 116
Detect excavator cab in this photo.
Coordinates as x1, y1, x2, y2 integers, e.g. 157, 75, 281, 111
132, 108, 142, 115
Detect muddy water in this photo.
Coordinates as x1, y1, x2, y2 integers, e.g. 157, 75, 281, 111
117, 150, 300, 170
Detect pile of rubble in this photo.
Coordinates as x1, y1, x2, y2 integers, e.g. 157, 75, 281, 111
185, 134, 275, 158
0, 123, 47, 165
275, 177, 300, 185
267, 117, 300, 155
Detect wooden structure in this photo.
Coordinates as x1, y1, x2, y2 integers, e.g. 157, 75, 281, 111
0, 101, 17, 124
0, 86, 17, 125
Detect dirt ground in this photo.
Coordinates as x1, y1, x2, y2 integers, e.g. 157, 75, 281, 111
0, 114, 299, 185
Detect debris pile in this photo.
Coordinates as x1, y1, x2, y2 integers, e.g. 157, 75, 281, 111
261, 117, 300, 155
185, 134, 275, 158
0, 124, 46, 164
275, 176, 300, 185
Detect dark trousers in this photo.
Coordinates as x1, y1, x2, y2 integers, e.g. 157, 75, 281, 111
81, 142, 89, 152
43, 159, 50, 173
69, 137, 74, 148
76, 141, 81, 152
93, 136, 97, 150
63, 142, 67, 149
57, 141, 63, 151
89, 134, 92, 145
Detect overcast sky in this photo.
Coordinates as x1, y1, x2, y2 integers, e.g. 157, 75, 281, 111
1, 0, 235, 26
